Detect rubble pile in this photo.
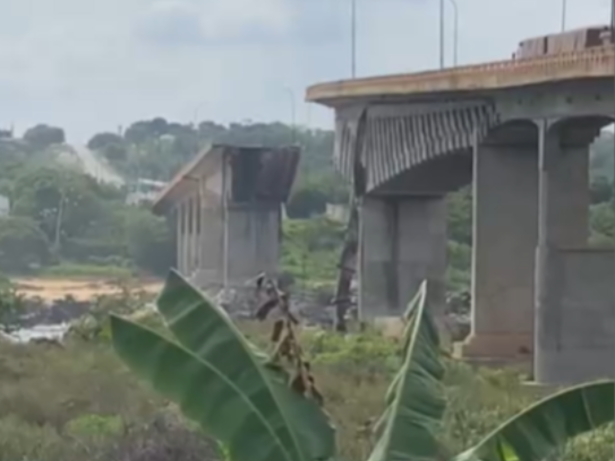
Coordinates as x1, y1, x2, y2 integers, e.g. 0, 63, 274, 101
209, 273, 470, 340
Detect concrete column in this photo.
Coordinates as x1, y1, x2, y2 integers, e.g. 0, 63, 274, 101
182, 199, 190, 275
195, 193, 201, 272
534, 121, 607, 384
176, 205, 183, 272
195, 206, 224, 288
539, 141, 589, 248
460, 141, 538, 361
186, 197, 192, 275
459, 122, 591, 368
225, 202, 281, 286
191, 195, 199, 274
358, 195, 447, 320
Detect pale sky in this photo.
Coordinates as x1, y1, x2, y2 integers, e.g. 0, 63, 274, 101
0, 0, 611, 143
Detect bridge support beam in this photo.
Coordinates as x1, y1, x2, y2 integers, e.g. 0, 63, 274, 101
190, 196, 199, 275
181, 200, 190, 274
534, 120, 613, 384
358, 195, 447, 321
193, 207, 224, 288
225, 203, 281, 287
190, 202, 281, 290
458, 141, 539, 364
175, 204, 183, 273
458, 124, 589, 369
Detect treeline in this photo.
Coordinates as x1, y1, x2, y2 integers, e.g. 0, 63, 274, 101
0, 119, 612, 282
0, 119, 350, 276
0, 164, 174, 276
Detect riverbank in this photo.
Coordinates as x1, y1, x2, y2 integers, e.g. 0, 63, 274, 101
0, 326, 610, 461
11, 276, 162, 302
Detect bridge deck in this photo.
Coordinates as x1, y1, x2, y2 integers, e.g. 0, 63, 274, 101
306, 45, 614, 106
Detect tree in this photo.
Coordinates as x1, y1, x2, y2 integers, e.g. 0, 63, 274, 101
101, 142, 128, 162
447, 187, 472, 245
0, 216, 50, 272
590, 132, 614, 181
87, 132, 124, 151
590, 202, 614, 239
11, 166, 103, 249
125, 208, 175, 275
124, 118, 169, 145
286, 186, 328, 218
589, 175, 613, 204
23, 124, 65, 150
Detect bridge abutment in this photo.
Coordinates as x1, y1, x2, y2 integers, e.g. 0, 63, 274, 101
358, 195, 447, 322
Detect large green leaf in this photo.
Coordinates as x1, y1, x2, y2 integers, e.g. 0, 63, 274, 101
111, 269, 335, 461
366, 281, 448, 461
155, 270, 334, 459
111, 316, 333, 461
454, 380, 615, 461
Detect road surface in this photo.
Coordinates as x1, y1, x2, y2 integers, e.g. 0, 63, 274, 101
70, 145, 125, 187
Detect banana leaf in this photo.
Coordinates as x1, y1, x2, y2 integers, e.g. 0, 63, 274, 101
153, 270, 335, 458
111, 315, 334, 461
366, 281, 448, 461
111, 274, 335, 461
157, 270, 271, 362
453, 379, 615, 461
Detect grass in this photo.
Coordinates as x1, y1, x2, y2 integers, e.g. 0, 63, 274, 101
0, 254, 611, 461
35, 262, 136, 279
1, 311, 608, 461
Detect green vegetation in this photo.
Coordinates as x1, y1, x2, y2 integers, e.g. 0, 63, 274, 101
107, 272, 613, 461
0, 276, 611, 460
281, 217, 346, 288
1, 120, 613, 291
0, 119, 346, 279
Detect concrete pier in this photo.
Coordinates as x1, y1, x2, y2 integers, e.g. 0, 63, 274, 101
534, 120, 613, 384
462, 135, 539, 361
225, 202, 281, 287
358, 195, 447, 320
153, 144, 299, 291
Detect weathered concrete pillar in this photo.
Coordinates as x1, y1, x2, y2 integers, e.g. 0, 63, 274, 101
186, 197, 193, 275
538, 139, 589, 248
175, 205, 183, 272
458, 121, 593, 370
194, 194, 201, 273
194, 206, 224, 288
225, 202, 281, 287
358, 195, 447, 320
181, 200, 190, 275
190, 196, 199, 274
534, 120, 612, 384
460, 139, 539, 362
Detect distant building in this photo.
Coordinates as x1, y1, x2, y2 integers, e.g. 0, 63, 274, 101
0, 195, 9, 216
126, 178, 167, 205
325, 203, 349, 223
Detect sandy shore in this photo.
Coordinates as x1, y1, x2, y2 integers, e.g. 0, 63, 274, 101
11, 277, 163, 302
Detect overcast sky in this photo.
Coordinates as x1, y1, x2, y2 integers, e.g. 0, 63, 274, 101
0, 0, 611, 142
